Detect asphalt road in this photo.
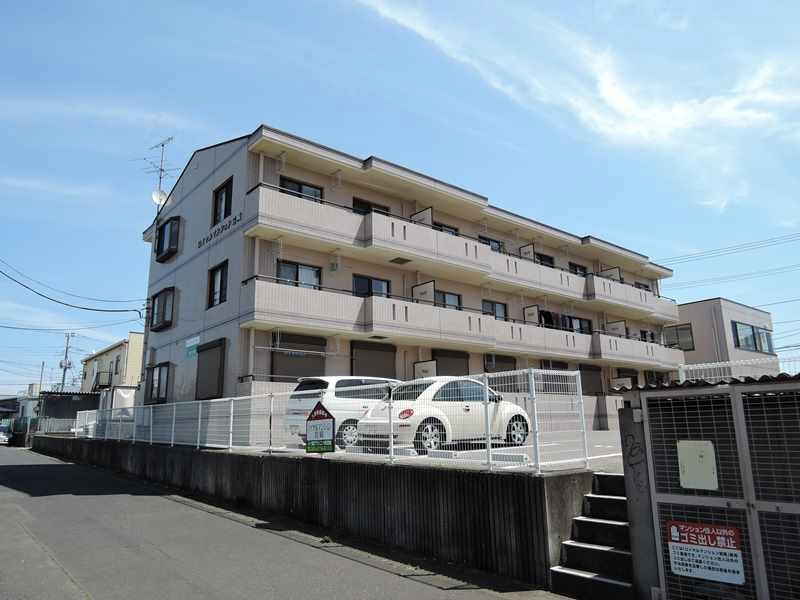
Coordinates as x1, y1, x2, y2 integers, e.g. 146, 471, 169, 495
0, 447, 566, 600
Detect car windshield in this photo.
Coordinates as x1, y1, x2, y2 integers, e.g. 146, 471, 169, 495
391, 381, 434, 402
290, 379, 328, 400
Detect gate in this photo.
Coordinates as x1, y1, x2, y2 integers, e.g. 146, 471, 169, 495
631, 378, 800, 600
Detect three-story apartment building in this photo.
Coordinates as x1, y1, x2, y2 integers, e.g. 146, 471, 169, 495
141, 125, 683, 404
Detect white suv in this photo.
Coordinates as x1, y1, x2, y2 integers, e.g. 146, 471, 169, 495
285, 376, 398, 448
357, 376, 531, 454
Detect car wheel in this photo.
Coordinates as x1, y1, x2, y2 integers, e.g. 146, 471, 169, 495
414, 419, 445, 455
506, 416, 528, 445
335, 420, 359, 449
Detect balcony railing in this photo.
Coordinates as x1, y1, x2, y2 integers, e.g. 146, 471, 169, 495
591, 332, 683, 368
244, 182, 677, 312
92, 371, 112, 391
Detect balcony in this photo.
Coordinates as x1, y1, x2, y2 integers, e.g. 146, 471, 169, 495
244, 184, 366, 251
585, 275, 678, 323
365, 212, 492, 282
591, 332, 683, 369
365, 295, 496, 350
494, 320, 593, 360
240, 277, 365, 336
92, 371, 112, 391
488, 252, 587, 301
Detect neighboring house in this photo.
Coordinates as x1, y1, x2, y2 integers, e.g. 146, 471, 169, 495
667, 297, 778, 379
80, 333, 144, 408
140, 124, 684, 405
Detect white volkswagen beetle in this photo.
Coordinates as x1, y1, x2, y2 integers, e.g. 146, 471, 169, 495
357, 376, 531, 454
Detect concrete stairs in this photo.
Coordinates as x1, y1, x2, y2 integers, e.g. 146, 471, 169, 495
550, 473, 633, 600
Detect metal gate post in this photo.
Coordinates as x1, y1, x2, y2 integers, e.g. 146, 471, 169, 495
104, 411, 109, 441
482, 373, 492, 471
170, 403, 176, 447
575, 373, 589, 469
527, 369, 541, 473
132, 407, 137, 444
228, 399, 234, 450
267, 393, 273, 454
196, 402, 202, 449
388, 390, 395, 464
116, 412, 121, 441
149, 406, 153, 445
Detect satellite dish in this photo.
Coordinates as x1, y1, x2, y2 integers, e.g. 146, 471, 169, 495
151, 189, 167, 205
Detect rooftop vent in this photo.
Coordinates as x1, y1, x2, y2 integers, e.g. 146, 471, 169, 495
389, 257, 411, 265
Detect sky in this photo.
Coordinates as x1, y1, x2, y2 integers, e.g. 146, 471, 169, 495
1, 0, 799, 393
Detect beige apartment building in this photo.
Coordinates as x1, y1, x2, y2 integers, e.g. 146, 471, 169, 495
80, 333, 144, 407
140, 125, 683, 404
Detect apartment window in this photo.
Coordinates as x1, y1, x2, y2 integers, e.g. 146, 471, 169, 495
644, 370, 666, 386
484, 354, 516, 373
579, 364, 604, 395
539, 310, 557, 329
212, 178, 233, 226
482, 300, 508, 321
478, 235, 505, 252
271, 333, 325, 383
114, 355, 120, 375
150, 287, 175, 331
639, 330, 656, 343
732, 321, 774, 354
431, 349, 469, 376
277, 260, 321, 289
207, 261, 228, 308
434, 290, 462, 310
352, 197, 389, 215
353, 274, 390, 298
663, 323, 695, 351
617, 368, 639, 380
433, 222, 459, 235
541, 359, 569, 370
535, 253, 555, 268
562, 315, 592, 335
155, 216, 180, 262
634, 282, 652, 292
350, 341, 396, 379
568, 262, 588, 277
196, 338, 226, 400
145, 362, 169, 404
279, 176, 323, 201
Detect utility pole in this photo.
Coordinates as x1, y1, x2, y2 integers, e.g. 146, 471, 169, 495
59, 332, 76, 393
38, 360, 44, 394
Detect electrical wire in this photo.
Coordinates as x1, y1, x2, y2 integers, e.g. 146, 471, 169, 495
666, 263, 800, 290
657, 232, 800, 265
757, 298, 800, 308
0, 317, 140, 332
0, 269, 143, 317
0, 257, 146, 303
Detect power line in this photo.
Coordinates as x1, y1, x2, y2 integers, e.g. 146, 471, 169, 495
657, 232, 800, 265
774, 319, 800, 325
666, 263, 800, 290
0, 269, 143, 318
0, 317, 140, 332
757, 297, 800, 308
0, 257, 146, 303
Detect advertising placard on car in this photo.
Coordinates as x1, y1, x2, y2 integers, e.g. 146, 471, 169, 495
667, 520, 744, 585
305, 402, 335, 453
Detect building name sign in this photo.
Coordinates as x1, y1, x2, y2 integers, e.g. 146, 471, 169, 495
197, 212, 242, 249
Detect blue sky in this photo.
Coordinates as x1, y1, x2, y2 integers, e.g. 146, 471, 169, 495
2, 0, 799, 393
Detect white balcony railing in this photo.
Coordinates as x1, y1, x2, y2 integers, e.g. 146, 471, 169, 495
591, 332, 683, 368
586, 275, 678, 322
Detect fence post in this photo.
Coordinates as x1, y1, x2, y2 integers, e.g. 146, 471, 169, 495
170, 403, 176, 447
228, 399, 234, 450
132, 407, 137, 444
196, 402, 202, 449
267, 393, 273, 454
527, 368, 541, 474
149, 406, 153, 445
482, 373, 492, 471
575, 373, 589, 469
117, 412, 122, 441
388, 388, 395, 464
104, 411, 109, 441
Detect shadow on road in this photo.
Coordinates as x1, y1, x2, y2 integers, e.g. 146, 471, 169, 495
0, 462, 163, 498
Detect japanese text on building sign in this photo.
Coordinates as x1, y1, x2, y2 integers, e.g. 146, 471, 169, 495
667, 520, 744, 585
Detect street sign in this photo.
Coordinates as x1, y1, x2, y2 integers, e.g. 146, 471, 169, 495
306, 402, 335, 453
667, 520, 744, 585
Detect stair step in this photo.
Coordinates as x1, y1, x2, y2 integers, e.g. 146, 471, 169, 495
561, 540, 632, 581
572, 516, 630, 549
550, 566, 633, 600
593, 472, 626, 496
583, 493, 628, 521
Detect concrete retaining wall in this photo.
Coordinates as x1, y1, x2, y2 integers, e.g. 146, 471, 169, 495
33, 435, 592, 587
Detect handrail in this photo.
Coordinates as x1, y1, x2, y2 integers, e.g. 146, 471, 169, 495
243, 274, 673, 347
245, 181, 675, 302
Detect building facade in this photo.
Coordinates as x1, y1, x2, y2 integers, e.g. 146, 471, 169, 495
140, 125, 683, 404
80, 332, 144, 394
668, 297, 778, 378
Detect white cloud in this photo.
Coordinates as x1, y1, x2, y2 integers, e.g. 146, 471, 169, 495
0, 175, 112, 199
0, 96, 202, 131
355, 0, 800, 212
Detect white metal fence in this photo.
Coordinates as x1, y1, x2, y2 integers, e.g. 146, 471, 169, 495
678, 355, 800, 383
75, 369, 617, 472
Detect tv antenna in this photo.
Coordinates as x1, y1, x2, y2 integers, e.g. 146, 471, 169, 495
138, 136, 179, 207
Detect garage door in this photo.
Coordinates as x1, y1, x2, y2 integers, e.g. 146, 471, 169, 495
351, 341, 396, 378
432, 349, 470, 376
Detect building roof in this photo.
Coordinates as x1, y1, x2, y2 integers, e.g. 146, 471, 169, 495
613, 372, 800, 392
678, 297, 772, 315
80, 332, 143, 364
